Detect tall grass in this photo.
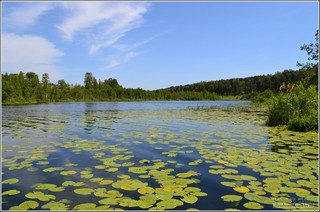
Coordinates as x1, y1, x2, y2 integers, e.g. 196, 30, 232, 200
266, 84, 318, 132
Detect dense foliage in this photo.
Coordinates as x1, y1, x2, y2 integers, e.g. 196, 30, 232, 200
266, 30, 318, 132
266, 83, 318, 131
1, 72, 219, 104
165, 69, 306, 96
2, 67, 309, 105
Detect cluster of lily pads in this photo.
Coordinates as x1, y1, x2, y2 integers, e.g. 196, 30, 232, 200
2, 106, 318, 210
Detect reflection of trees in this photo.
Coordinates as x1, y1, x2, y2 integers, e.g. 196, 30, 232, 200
83, 103, 121, 134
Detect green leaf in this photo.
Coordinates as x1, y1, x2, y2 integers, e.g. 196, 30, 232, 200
60, 170, 76, 176
42, 201, 69, 210
137, 199, 156, 209
221, 195, 243, 202
3, 189, 20, 196
19, 201, 39, 210
73, 203, 96, 210
74, 188, 94, 195
243, 202, 264, 209
181, 195, 198, 204
138, 187, 155, 195
3, 178, 19, 184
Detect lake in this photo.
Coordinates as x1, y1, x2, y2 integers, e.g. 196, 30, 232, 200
2, 101, 318, 210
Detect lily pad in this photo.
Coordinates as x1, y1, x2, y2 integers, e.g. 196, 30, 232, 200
3, 189, 20, 196
42, 201, 69, 210
221, 181, 237, 187
74, 188, 94, 195
3, 178, 19, 184
137, 199, 156, 209
60, 170, 76, 176
18, 200, 39, 210
73, 203, 96, 210
234, 186, 250, 193
119, 198, 138, 207
243, 202, 264, 209
99, 180, 113, 185
181, 195, 198, 204
221, 195, 243, 202
156, 199, 184, 209
35, 183, 57, 190
138, 187, 155, 195
25, 191, 56, 201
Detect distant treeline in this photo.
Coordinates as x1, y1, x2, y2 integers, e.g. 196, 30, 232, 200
165, 65, 317, 96
1, 64, 316, 104
1, 72, 220, 104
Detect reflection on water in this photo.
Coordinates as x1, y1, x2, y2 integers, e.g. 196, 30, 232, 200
2, 101, 318, 210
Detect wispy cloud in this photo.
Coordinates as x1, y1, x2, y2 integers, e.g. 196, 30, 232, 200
56, 2, 150, 54
3, 2, 54, 30
2, 33, 64, 81
103, 51, 138, 70
113, 32, 165, 52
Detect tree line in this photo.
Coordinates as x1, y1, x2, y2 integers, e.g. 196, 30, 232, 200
165, 66, 317, 96
1, 72, 219, 104
2, 65, 315, 105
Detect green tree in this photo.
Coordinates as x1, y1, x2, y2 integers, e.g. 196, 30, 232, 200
84, 72, 97, 89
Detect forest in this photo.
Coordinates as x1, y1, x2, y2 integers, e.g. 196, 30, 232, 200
1, 64, 316, 104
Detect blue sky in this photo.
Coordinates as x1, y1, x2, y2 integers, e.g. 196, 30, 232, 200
1, 1, 318, 90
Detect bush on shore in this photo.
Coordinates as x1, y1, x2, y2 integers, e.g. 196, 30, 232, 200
266, 83, 318, 132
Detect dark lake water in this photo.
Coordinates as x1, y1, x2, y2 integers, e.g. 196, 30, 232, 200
2, 101, 318, 210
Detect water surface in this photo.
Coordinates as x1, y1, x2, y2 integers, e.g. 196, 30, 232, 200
2, 101, 318, 210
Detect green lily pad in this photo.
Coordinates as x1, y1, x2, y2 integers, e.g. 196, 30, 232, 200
62, 181, 85, 187
177, 171, 199, 178
90, 178, 103, 183
74, 188, 94, 195
42, 201, 69, 210
37, 161, 49, 165
18, 200, 39, 210
99, 198, 119, 205
43, 167, 63, 172
264, 186, 280, 194
95, 205, 111, 210
137, 199, 156, 209
221, 181, 237, 187
80, 174, 93, 179
65, 163, 78, 167
99, 180, 113, 185
94, 165, 106, 169
3, 178, 19, 184
181, 195, 198, 204
234, 186, 250, 193
3, 189, 20, 196
118, 174, 131, 179
119, 198, 138, 207
25, 191, 56, 201
35, 183, 57, 190
156, 193, 174, 201
156, 199, 184, 209
73, 203, 96, 210
221, 195, 243, 202
60, 170, 76, 176
138, 187, 155, 195
48, 187, 65, 192
106, 167, 118, 172
243, 202, 264, 209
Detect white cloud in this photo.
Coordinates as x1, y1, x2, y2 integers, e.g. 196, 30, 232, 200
3, 2, 54, 30
56, 2, 150, 54
2, 33, 64, 81
103, 51, 138, 70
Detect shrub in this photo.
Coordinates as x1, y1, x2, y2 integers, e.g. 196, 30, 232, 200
266, 84, 318, 132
